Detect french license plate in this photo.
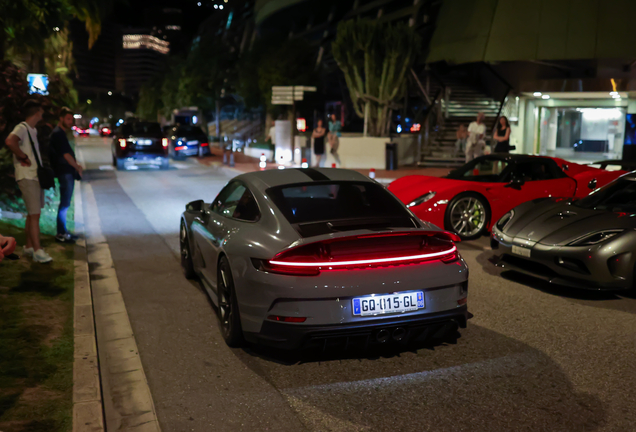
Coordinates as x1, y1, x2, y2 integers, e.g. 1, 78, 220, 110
187, 140, 198, 146
136, 139, 152, 145
512, 245, 531, 257
352, 291, 424, 317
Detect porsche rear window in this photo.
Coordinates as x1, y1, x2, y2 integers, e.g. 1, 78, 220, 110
266, 182, 411, 225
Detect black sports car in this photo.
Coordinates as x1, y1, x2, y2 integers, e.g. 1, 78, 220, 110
164, 124, 210, 159
112, 121, 169, 170
491, 172, 636, 290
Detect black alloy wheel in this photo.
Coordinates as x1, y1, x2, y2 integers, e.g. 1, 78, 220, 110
217, 256, 243, 347
180, 223, 196, 279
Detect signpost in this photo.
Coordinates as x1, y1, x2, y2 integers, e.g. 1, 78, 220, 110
271, 86, 317, 165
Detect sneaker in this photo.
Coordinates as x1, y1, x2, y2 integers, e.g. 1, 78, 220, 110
55, 233, 76, 244
33, 249, 53, 264
23, 246, 34, 257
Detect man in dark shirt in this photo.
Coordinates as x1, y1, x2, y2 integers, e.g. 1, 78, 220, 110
49, 107, 83, 243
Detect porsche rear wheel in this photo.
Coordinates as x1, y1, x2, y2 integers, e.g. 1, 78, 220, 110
445, 193, 490, 241
180, 223, 196, 279
217, 257, 243, 347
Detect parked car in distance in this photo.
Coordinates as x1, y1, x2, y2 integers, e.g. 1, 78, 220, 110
491, 171, 636, 290
165, 124, 209, 159
389, 155, 628, 241
180, 168, 468, 349
111, 121, 169, 170
99, 123, 113, 137
73, 125, 90, 137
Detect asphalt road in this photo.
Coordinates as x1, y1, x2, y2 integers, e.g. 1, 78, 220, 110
77, 136, 636, 432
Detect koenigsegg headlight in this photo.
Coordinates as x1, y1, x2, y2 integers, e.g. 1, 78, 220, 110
496, 210, 514, 231
407, 192, 436, 208
569, 230, 624, 246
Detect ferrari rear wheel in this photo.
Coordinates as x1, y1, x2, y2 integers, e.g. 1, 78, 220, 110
217, 257, 243, 347
180, 223, 196, 279
445, 193, 490, 241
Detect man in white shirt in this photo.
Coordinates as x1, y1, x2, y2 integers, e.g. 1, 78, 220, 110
266, 120, 276, 146
4, 100, 53, 263
465, 112, 486, 162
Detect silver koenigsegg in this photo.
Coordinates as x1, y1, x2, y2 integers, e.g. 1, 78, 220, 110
491, 171, 636, 290
180, 168, 468, 349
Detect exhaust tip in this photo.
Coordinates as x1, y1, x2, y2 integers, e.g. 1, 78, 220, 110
376, 329, 390, 343
392, 327, 407, 341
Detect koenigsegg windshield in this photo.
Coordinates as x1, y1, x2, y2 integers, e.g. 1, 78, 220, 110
267, 181, 417, 236
574, 178, 636, 212
446, 157, 509, 182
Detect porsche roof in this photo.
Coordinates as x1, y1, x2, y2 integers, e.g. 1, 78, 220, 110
235, 168, 373, 190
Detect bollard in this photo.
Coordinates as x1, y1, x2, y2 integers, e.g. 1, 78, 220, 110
331, 163, 337, 168
229, 152, 235, 167
259, 153, 266, 170
301, 158, 308, 169
369, 168, 376, 179
278, 156, 286, 170
223, 151, 228, 165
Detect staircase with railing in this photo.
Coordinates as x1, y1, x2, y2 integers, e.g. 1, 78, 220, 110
416, 67, 512, 167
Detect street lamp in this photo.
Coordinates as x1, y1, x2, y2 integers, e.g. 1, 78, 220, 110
108, 91, 113, 96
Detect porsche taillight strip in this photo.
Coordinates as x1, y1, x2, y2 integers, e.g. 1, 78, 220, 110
269, 245, 457, 268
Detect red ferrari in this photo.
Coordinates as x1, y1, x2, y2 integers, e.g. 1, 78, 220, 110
389, 154, 627, 240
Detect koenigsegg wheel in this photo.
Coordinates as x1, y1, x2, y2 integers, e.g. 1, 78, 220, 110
180, 223, 196, 279
217, 256, 243, 347
445, 192, 490, 241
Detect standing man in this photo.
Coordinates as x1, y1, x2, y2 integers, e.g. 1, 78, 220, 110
4, 100, 52, 263
465, 112, 486, 162
266, 120, 276, 147
50, 107, 82, 243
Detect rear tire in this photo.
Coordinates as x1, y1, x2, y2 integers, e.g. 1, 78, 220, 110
115, 158, 125, 171
217, 256, 243, 347
444, 192, 490, 241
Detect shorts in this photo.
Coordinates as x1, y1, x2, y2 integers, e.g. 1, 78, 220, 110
18, 179, 45, 215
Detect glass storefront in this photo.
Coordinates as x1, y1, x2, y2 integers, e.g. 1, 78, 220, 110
538, 107, 626, 163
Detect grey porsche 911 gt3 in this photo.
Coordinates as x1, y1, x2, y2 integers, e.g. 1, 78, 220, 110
180, 168, 468, 349
491, 171, 636, 290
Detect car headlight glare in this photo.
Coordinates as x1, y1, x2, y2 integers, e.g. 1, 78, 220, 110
406, 192, 436, 208
496, 210, 514, 231
569, 230, 623, 246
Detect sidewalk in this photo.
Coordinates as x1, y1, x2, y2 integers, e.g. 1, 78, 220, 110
199, 147, 451, 180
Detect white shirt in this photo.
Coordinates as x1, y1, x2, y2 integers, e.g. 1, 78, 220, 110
269, 126, 276, 145
10, 122, 42, 181
467, 121, 486, 145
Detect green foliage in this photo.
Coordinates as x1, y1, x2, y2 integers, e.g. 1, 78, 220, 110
0, 0, 112, 59
137, 75, 165, 121
160, 62, 185, 118
332, 19, 420, 137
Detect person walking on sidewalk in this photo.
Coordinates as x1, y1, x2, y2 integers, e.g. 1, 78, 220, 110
465, 112, 486, 163
4, 100, 53, 263
328, 113, 342, 166
312, 118, 327, 167
50, 107, 83, 243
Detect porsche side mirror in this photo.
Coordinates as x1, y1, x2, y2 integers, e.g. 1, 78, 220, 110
186, 199, 204, 212
588, 178, 597, 190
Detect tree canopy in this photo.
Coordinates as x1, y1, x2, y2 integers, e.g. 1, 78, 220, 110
333, 19, 420, 137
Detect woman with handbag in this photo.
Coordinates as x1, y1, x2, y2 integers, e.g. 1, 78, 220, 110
4, 100, 53, 263
328, 114, 342, 166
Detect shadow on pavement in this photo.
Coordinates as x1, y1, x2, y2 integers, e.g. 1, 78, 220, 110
234, 323, 606, 431
475, 251, 636, 311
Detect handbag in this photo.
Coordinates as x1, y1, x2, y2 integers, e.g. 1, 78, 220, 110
23, 123, 55, 190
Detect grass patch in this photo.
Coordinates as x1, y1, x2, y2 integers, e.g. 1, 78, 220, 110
0, 222, 75, 432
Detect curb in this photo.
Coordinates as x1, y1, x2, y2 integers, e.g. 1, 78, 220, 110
82, 181, 162, 432
73, 179, 105, 432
